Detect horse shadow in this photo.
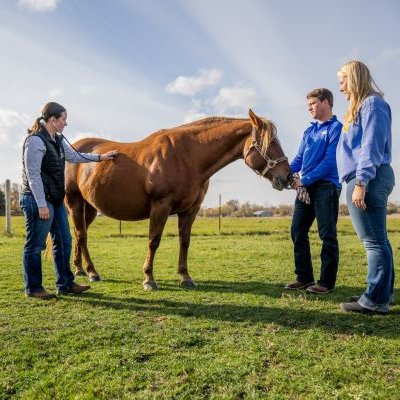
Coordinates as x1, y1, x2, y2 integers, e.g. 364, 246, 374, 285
143, 279, 399, 306
63, 283, 400, 339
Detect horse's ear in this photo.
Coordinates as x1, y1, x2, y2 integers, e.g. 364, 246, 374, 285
248, 109, 262, 128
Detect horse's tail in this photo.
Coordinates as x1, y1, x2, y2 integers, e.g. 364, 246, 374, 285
44, 234, 53, 260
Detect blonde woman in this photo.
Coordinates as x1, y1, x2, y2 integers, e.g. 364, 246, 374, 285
337, 60, 394, 314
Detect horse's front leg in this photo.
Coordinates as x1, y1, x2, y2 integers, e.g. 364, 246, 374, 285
142, 202, 171, 290
177, 207, 200, 288
66, 195, 100, 282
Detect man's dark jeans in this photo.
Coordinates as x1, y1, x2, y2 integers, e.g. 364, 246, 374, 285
291, 181, 340, 290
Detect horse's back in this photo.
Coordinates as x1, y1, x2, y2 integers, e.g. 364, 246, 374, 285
65, 123, 220, 219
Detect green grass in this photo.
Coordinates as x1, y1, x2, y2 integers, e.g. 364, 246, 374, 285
1, 216, 399, 399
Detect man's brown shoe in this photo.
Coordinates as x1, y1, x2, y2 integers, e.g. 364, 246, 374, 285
57, 283, 91, 295
25, 289, 56, 300
306, 283, 333, 294
284, 280, 315, 290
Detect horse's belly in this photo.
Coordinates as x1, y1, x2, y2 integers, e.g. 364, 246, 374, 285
86, 190, 151, 221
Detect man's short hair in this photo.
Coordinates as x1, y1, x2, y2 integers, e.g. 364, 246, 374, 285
307, 88, 334, 107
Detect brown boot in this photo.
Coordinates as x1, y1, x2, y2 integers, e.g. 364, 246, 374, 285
25, 289, 56, 300
306, 283, 333, 294
57, 283, 91, 295
284, 280, 315, 290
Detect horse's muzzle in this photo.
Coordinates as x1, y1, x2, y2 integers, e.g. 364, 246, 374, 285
287, 172, 294, 188
272, 173, 293, 191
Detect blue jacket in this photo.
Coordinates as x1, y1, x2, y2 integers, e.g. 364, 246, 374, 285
336, 95, 392, 184
290, 115, 342, 188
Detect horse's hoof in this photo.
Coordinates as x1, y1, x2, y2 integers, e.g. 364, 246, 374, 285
181, 280, 197, 289
143, 281, 159, 290
89, 274, 101, 282
75, 270, 87, 277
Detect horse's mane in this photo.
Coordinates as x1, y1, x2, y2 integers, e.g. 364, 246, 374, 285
175, 116, 246, 129
150, 116, 276, 154
148, 117, 246, 139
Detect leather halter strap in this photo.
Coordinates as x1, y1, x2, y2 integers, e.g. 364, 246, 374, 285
244, 125, 288, 177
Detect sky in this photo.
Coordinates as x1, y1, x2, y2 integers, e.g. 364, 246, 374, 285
1, 0, 399, 207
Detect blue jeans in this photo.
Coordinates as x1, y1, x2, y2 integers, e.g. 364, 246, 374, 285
291, 181, 340, 289
20, 194, 75, 294
346, 164, 395, 312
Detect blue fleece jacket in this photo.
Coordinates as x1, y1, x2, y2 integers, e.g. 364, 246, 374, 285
336, 94, 392, 184
290, 115, 342, 188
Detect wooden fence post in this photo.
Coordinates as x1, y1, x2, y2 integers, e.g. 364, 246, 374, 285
218, 194, 221, 234
5, 179, 11, 234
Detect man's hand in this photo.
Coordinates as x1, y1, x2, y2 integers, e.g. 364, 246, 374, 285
291, 175, 310, 204
291, 178, 303, 190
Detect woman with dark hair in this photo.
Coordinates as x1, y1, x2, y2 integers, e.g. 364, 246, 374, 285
20, 102, 118, 299
337, 61, 395, 314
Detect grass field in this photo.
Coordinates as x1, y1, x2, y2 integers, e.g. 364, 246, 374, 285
1, 215, 399, 399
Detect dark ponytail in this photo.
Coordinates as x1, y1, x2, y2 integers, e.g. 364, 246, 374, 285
27, 102, 66, 134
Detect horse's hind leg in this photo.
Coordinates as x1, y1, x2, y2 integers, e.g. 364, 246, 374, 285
177, 208, 199, 288
142, 202, 171, 290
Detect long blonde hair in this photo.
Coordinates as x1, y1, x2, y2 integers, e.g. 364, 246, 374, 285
337, 60, 383, 124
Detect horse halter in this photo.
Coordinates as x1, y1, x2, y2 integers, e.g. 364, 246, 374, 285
243, 123, 288, 177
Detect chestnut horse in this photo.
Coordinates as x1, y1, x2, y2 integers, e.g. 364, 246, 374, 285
65, 109, 292, 289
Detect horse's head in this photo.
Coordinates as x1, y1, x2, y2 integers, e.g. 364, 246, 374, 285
243, 109, 292, 191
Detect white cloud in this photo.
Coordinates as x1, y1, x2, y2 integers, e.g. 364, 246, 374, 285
178, 85, 259, 121
18, 0, 59, 12
166, 68, 222, 96
0, 109, 29, 144
211, 86, 259, 114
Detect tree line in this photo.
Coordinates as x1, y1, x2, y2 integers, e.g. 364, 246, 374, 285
1, 183, 400, 217
197, 199, 400, 217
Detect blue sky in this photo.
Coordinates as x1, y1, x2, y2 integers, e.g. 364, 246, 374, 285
1, 0, 399, 206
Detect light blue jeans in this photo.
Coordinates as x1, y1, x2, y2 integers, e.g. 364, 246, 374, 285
346, 164, 395, 312
20, 194, 75, 294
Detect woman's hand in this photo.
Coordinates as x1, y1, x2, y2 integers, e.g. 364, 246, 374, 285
352, 185, 367, 210
38, 206, 50, 219
100, 150, 119, 161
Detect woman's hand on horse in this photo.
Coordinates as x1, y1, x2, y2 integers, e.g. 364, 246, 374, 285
100, 150, 119, 161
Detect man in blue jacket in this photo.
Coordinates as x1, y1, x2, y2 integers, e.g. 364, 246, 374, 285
285, 88, 342, 294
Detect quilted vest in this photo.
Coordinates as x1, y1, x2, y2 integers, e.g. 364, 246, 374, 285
22, 129, 65, 205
